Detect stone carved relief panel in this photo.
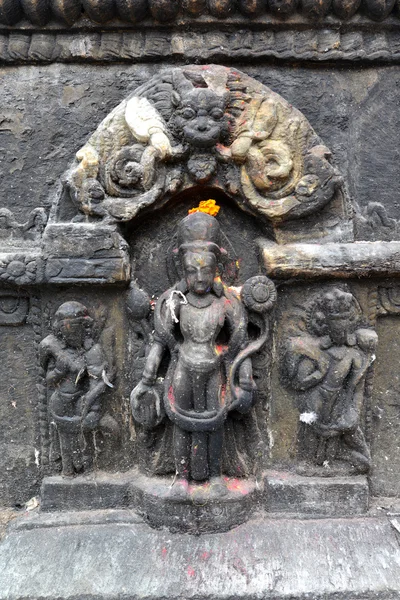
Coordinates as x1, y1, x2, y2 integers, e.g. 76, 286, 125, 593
6, 63, 396, 531
37, 296, 127, 477
129, 206, 276, 493
279, 286, 377, 476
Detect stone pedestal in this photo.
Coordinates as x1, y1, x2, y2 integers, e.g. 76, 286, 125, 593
41, 469, 371, 532
41, 470, 259, 533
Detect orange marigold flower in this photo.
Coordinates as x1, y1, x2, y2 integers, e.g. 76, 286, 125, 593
188, 200, 220, 217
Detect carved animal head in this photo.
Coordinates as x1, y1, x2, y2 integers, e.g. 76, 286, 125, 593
171, 88, 229, 149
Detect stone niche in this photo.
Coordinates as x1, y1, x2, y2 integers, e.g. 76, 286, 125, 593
3, 62, 400, 598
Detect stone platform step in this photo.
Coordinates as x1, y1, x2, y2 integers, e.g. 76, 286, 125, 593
40, 469, 370, 531
1, 512, 400, 599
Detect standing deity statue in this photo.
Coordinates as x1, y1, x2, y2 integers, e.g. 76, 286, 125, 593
39, 302, 112, 476
131, 202, 276, 497
282, 288, 378, 475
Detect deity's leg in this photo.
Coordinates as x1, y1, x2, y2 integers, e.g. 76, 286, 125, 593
172, 361, 193, 481
173, 426, 191, 479
191, 371, 209, 481
58, 429, 75, 476
340, 427, 371, 473
206, 369, 223, 478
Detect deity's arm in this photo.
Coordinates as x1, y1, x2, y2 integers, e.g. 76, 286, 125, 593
141, 340, 165, 386
38, 334, 66, 386
135, 286, 178, 387
80, 343, 112, 429
84, 343, 109, 405
238, 357, 253, 390
282, 336, 329, 391
223, 291, 248, 359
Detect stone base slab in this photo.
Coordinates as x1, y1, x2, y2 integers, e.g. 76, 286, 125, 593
41, 470, 259, 533
40, 471, 134, 511
41, 469, 370, 527
1, 513, 400, 599
264, 471, 369, 516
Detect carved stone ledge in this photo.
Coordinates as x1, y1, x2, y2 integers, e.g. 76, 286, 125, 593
259, 240, 400, 279
40, 472, 133, 512
41, 470, 259, 533
0, 224, 130, 286
42, 223, 130, 284
40, 470, 370, 529
0, 0, 399, 26
265, 472, 369, 516
2, 515, 400, 599
1, 28, 400, 64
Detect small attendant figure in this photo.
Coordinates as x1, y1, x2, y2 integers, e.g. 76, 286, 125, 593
39, 301, 110, 476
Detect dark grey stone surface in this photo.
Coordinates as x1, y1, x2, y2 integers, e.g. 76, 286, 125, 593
41, 469, 372, 525
42, 471, 259, 532
1, 514, 400, 599
370, 314, 400, 496
0, 319, 40, 507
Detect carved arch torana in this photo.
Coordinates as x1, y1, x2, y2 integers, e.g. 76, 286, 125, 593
55, 65, 350, 242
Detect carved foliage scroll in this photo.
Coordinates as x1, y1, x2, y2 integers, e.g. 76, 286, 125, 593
60, 65, 346, 229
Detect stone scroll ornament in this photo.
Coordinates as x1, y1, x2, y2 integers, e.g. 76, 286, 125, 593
281, 288, 378, 476
62, 65, 345, 227
39, 302, 115, 476
130, 201, 276, 497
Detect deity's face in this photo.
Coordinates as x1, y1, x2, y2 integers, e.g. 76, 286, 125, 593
326, 316, 350, 346
183, 251, 217, 295
59, 318, 86, 349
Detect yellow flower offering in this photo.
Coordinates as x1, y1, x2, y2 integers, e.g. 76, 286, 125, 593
188, 200, 220, 217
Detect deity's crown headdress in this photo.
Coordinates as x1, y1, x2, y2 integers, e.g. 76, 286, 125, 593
54, 301, 93, 324
321, 289, 355, 320
177, 200, 225, 257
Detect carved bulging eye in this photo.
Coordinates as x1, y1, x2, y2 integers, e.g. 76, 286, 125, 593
210, 108, 224, 120
182, 108, 196, 120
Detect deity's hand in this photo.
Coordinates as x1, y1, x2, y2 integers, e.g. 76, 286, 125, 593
82, 407, 101, 431
140, 128, 172, 190
230, 380, 256, 415
130, 380, 164, 429
314, 421, 343, 438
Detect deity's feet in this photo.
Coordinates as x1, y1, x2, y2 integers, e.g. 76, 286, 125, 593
208, 476, 229, 498
169, 477, 189, 500
129, 471, 259, 533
